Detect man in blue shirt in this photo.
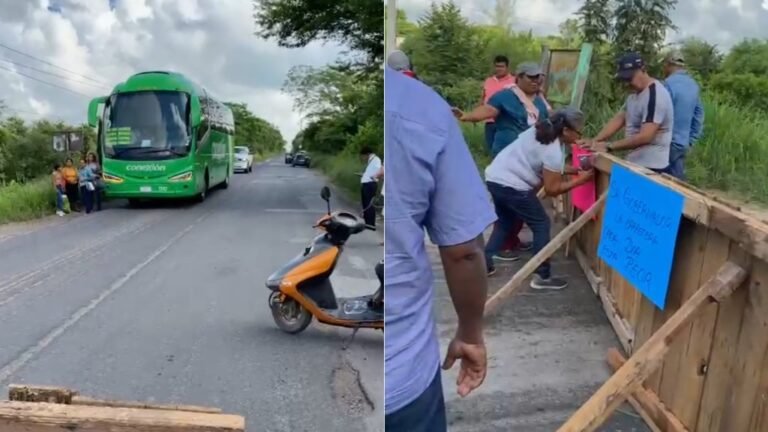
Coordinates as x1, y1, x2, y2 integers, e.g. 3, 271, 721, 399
384, 67, 497, 431
662, 51, 704, 180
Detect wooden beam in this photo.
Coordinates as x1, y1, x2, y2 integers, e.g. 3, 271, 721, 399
571, 245, 634, 354
484, 194, 606, 316
607, 348, 689, 432
556, 261, 747, 432
8, 385, 222, 414
0, 401, 244, 432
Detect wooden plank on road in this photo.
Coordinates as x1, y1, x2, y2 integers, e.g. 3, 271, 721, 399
0, 401, 244, 432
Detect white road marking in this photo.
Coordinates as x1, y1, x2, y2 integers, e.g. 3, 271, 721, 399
0, 212, 209, 384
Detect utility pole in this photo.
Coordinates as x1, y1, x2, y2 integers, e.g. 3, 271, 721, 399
385, 0, 397, 57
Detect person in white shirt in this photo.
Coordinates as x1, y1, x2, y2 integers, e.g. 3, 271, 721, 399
360, 146, 382, 229
484, 107, 593, 290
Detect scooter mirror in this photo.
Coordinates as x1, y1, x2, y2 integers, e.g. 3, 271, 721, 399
320, 186, 331, 201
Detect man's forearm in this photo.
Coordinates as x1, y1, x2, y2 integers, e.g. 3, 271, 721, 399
594, 113, 625, 141
610, 131, 653, 151
440, 236, 488, 344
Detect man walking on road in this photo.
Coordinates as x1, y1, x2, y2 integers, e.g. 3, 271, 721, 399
662, 50, 704, 180
480, 55, 516, 154
384, 67, 496, 431
360, 147, 382, 230
582, 52, 674, 173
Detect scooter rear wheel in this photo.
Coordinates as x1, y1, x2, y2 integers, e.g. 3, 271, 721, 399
270, 297, 312, 334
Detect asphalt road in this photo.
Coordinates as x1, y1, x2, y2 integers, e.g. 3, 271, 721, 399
0, 158, 384, 432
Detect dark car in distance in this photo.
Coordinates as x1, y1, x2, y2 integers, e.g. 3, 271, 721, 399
292, 151, 311, 168
285, 152, 294, 164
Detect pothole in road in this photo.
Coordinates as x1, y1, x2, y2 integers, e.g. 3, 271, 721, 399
331, 359, 374, 417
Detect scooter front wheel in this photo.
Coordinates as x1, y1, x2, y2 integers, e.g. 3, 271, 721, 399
270, 295, 312, 334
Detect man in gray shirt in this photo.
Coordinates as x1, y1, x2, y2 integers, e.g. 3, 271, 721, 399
583, 52, 674, 172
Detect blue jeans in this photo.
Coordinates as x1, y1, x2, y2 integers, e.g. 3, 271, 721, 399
484, 122, 496, 155
80, 185, 94, 214
55, 186, 65, 212
664, 144, 687, 180
485, 182, 551, 278
385, 368, 446, 432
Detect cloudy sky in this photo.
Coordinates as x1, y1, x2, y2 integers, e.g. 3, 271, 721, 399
0, 0, 343, 143
400, 0, 768, 51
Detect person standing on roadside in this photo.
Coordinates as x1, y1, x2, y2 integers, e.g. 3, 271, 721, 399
582, 52, 674, 173
51, 164, 66, 217
359, 147, 382, 230
384, 66, 496, 432
78, 158, 95, 214
661, 51, 704, 180
61, 158, 80, 212
86, 152, 103, 211
479, 55, 516, 154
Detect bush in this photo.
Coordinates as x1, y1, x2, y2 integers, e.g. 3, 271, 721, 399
0, 179, 56, 224
708, 73, 768, 113
311, 153, 364, 201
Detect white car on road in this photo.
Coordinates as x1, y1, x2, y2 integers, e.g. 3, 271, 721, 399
234, 146, 254, 173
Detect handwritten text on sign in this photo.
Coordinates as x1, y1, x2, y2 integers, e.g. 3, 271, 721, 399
597, 165, 683, 310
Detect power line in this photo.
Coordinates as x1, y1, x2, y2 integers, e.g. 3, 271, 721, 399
0, 57, 111, 91
0, 64, 92, 98
0, 42, 108, 85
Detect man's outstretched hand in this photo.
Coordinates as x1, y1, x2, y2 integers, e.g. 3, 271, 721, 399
441, 337, 487, 397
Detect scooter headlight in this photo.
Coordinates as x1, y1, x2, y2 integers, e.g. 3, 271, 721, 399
265, 278, 281, 291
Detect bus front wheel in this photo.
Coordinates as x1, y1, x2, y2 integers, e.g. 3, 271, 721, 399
197, 173, 209, 202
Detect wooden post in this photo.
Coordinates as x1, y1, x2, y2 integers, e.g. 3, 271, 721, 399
0, 401, 244, 431
606, 349, 689, 432
557, 261, 747, 432
8, 385, 222, 414
484, 194, 606, 316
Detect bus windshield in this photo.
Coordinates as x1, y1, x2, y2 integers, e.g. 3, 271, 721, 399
104, 91, 190, 160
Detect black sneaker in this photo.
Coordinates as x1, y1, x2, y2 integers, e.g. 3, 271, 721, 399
487, 266, 497, 276
493, 251, 520, 261
530, 275, 568, 290
518, 241, 533, 251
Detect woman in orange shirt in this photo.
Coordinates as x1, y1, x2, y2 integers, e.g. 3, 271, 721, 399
60, 158, 79, 212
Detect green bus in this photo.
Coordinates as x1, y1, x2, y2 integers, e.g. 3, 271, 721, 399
87, 71, 234, 203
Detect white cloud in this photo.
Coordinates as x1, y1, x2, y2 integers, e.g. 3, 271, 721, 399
0, 0, 343, 143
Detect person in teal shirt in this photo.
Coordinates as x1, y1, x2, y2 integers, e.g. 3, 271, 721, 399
454, 62, 551, 157
452, 62, 551, 258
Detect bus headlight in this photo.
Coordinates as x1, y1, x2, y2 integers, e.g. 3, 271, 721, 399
169, 172, 193, 182
103, 173, 123, 184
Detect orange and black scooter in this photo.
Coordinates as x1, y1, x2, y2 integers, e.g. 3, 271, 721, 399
265, 186, 383, 334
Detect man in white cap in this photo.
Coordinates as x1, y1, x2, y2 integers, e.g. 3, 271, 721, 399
387, 50, 417, 78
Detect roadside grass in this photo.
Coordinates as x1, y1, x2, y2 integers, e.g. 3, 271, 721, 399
0, 179, 56, 224
461, 91, 768, 206
311, 153, 364, 201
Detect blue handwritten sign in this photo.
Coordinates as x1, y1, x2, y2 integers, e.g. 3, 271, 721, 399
598, 165, 684, 310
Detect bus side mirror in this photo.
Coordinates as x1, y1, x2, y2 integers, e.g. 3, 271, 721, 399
87, 96, 107, 128
190, 97, 202, 128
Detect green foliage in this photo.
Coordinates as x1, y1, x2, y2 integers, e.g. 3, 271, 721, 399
708, 73, 768, 113
253, 0, 384, 66
675, 37, 722, 80
402, 0, 768, 206
721, 39, 768, 76
310, 153, 364, 200
0, 178, 54, 223
225, 102, 286, 155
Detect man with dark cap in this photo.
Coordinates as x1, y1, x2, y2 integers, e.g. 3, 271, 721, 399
662, 50, 704, 180
582, 53, 674, 173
